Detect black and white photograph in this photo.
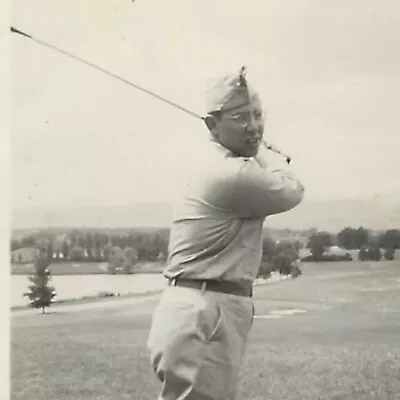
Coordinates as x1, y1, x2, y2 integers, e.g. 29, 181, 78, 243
4, 1, 400, 399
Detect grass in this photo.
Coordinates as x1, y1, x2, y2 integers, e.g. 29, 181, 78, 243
241, 344, 400, 400
11, 288, 164, 311
11, 303, 160, 400
11, 261, 400, 400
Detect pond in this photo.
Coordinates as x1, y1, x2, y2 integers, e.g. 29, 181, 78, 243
11, 273, 168, 307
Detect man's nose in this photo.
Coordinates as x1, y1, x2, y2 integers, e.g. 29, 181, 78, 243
246, 115, 263, 134
245, 114, 258, 132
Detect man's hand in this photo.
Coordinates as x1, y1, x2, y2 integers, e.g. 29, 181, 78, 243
254, 141, 291, 169
254, 141, 278, 168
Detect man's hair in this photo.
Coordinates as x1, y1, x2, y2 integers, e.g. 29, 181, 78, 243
208, 110, 223, 120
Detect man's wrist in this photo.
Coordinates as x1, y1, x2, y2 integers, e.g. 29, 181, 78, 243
254, 142, 291, 169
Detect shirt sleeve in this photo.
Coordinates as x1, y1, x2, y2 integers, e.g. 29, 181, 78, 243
226, 159, 305, 218
198, 146, 305, 218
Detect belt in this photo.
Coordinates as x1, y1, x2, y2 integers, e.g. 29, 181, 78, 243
168, 278, 253, 297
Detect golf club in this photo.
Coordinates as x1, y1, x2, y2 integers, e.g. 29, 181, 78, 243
10, 26, 292, 164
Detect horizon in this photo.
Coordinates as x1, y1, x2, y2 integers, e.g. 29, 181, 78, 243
11, 194, 400, 233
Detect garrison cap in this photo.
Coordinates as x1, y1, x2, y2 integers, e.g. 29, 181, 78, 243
205, 66, 260, 114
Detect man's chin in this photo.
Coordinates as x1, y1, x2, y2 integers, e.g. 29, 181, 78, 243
223, 143, 260, 158
242, 146, 259, 158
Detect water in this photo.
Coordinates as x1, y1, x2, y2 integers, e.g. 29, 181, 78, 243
11, 273, 168, 307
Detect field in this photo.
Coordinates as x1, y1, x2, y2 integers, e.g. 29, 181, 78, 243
11, 260, 400, 400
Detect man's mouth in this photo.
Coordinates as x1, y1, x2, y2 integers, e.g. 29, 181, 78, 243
247, 137, 261, 146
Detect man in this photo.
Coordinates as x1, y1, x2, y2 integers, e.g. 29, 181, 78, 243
147, 67, 305, 400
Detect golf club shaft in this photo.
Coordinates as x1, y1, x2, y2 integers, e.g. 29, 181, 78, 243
10, 26, 292, 163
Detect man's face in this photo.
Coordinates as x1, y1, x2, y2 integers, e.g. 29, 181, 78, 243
210, 97, 265, 157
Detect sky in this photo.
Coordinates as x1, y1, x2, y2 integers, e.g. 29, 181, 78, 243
11, 0, 400, 211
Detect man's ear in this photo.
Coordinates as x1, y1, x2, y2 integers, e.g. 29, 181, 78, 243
203, 114, 218, 132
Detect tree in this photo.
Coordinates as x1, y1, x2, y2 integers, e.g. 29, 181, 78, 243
126, 233, 134, 248
307, 232, 333, 260
21, 235, 36, 248
62, 240, 70, 260
23, 249, 56, 314
111, 235, 123, 248
11, 239, 21, 251
384, 247, 395, 261
380, 229, 400, 250
337, 227, 356, 249
156, 229, 170, 255
272, 254, 293, 275
275, 240, 298, 261
120, 235, 128, 249
368, 231, 382, 248
103, 242, 113, 263
68, 246, 85, 261
85, 232, 94, 260
47, 241, 53, 263
53, 234, 66, 261
136, 237, 150, 261
108, 246, 124, 274
70, 230, 78, 248
77, 235, 85, 248
358, 245, 382, 261
36, 238, 48, 253
261, 237, 277, 262
122, 247, 138, 274
291, 260, 302, 278
293, 240, 303, 251
337, 227, 369, 249
259, 237, 302, 277
93, 233, 102, 261
257, 261, 273, 279
354, 227, 369, 249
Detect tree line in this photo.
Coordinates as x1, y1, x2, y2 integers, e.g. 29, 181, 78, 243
11, 228, 170, 266
305, 227, 400, 261
17, 225, 398, 314
10, 226, 400, 267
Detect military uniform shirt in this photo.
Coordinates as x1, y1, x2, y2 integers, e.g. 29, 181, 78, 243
163, 140, 305, 283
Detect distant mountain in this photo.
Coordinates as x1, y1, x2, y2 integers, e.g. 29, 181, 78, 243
265, 196, 400, 233
11, 194, 400, 233
11, 202, 172, 231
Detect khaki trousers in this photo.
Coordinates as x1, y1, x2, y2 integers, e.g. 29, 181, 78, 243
147, 285, 254, 400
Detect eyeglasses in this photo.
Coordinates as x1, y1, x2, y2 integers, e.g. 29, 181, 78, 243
223, 110, 266, 126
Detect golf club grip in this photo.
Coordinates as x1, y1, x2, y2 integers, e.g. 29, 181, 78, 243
263, 141, 291, 164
